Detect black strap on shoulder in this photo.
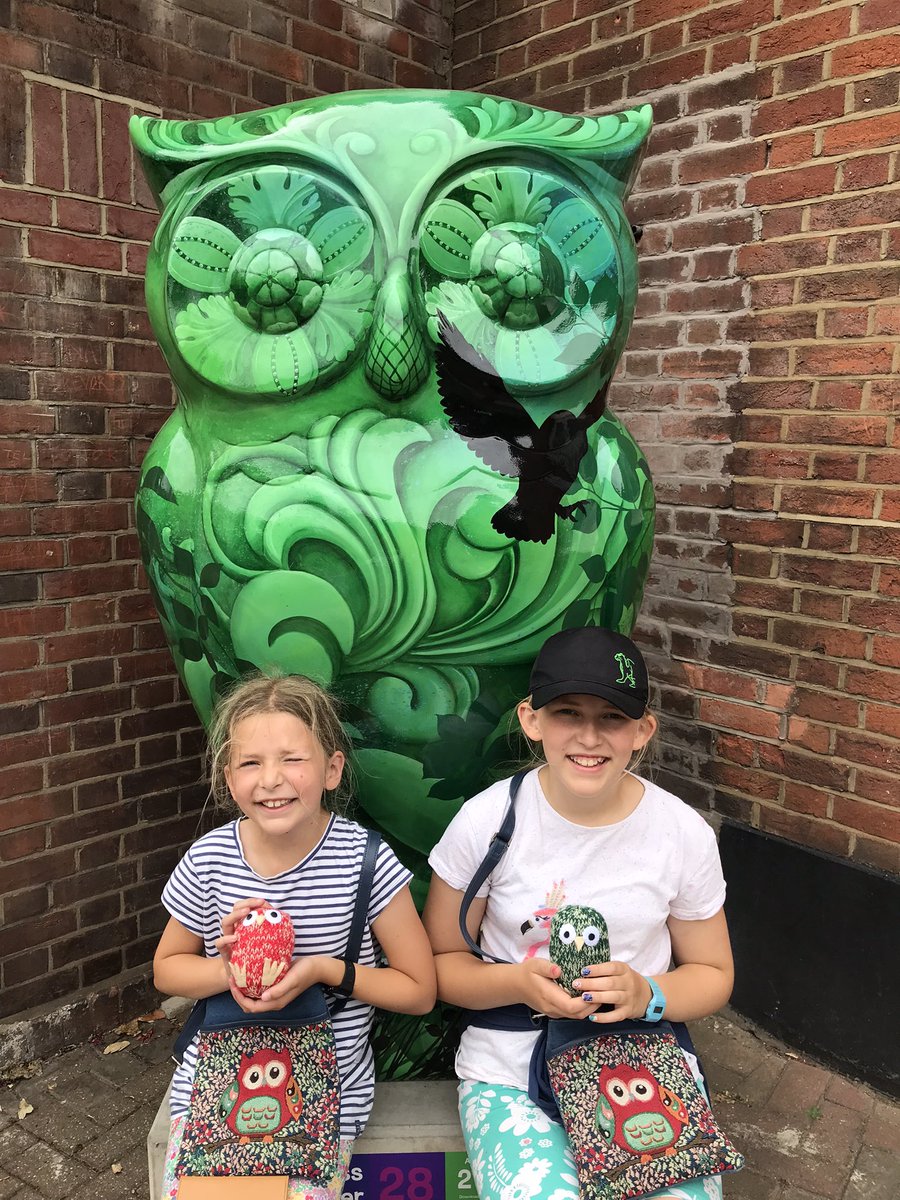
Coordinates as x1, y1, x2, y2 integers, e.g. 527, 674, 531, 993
172, 827, 382, 1061
329, 826, 381, 1015
172, 996, 206, 1065
458, 768, 529, 964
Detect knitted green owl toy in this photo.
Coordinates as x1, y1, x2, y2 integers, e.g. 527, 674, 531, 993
549, 903, 610, 995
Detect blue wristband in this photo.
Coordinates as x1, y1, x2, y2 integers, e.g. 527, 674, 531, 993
641, 976, 666, 1022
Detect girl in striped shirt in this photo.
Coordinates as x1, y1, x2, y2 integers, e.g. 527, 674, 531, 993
153, 674, 436, 1199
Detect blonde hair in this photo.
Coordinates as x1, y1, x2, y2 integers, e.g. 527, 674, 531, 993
208, 673, 351, 816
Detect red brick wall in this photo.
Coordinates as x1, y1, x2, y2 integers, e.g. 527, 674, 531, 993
1, 0, 897, 1028
0, 0, 451, 1021
456, 0, 900, 872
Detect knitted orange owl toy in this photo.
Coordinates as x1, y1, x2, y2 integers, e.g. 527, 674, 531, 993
229, 902, 295, 998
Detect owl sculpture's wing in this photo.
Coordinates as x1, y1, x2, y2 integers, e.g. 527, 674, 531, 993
435, 318, 608, 543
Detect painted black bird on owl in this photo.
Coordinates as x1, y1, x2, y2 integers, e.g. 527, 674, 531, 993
435, 317, 609, 544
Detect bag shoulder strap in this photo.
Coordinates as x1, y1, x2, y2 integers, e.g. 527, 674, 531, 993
458, 768, 529, 965
329, 826, 381, 1015
172, 997, 206, 1064
173, 827, 382, 1059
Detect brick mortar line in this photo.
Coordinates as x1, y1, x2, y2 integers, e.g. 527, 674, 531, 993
648, 156, 900, 181
723, 607, 899, 632
20, 69, 164, 116
456, 0, 888, 50
733, 449, 893, 459
454, 44, 900, 85
742, 151, 900, 176
756, 108, 900, 140
730, 569, 896, 585
738, 373, 898, 382
761, 76, 900, 105
456, 0, 631, 40
668, 326, 896, 337
628, 180, 899, 209
640, 143, 900, 168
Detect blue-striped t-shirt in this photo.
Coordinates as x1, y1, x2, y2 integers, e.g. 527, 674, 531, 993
162, 814, 412, 1138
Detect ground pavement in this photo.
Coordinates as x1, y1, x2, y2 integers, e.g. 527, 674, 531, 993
0, 1005, 896, 1200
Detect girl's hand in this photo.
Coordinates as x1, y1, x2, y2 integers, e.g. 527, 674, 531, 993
572, 961, 652, 1022
227, 955, 332, 1015
516, 959, 604, 1020
215, 897, 267, 990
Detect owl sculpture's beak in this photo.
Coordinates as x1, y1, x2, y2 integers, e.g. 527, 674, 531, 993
574, 935, 585, 951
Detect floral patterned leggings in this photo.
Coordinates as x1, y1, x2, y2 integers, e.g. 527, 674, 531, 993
161, 1115, 355, 1200
458, 1080, 723, 1200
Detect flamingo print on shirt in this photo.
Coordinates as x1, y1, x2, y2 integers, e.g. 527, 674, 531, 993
519, 881, 566, 959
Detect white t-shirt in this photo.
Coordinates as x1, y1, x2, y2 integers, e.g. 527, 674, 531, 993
428, 769, 726, 1091
162, 814, 411, 1138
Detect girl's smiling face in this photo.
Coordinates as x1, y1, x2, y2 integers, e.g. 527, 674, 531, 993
224, 710, 344, 838
517, 692, 657, 820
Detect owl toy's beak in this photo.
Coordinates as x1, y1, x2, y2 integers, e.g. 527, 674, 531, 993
575, 935, 585, 951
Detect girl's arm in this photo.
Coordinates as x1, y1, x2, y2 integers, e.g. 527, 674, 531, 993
424, 874, 601, 1020
354, 885, 436, 1014
154, 916, 230, 999
237, 886, 437, 1015
573, 908, 734, 1024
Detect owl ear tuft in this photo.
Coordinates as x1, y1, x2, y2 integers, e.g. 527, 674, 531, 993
456, 96, 652, 203
129, 114, 207, 210
129, 109, 285, 209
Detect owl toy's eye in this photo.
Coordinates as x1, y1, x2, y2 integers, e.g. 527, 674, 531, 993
630, 1078, 654, 1101
242, 913, 257, 927
606, 1077, 630, 1106
419, 163, 624, 393
243, 1065, 264, 1089
582, 925, 602, 947
264, 909, 283, 925
162, 163, 378, 398
264, 1060, 287, 1086
558, 922, 577, 944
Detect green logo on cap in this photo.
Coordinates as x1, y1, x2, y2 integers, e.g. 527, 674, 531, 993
614, 653, 636, 688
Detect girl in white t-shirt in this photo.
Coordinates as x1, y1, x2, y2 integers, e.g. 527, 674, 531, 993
424, 627, 734, 1200
153, 673, 436, 1200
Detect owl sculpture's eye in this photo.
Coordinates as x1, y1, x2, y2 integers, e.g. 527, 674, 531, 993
630, 1078, 654, 1101
264, 909, 283, 925
582, 925, 603, 946
162, 162, 378, 398
606, 1078, 630, 1106
418, 164, 623, 393
558, 922, 577, 944
243, 1065, 265, 1089
242, 913, 257, 927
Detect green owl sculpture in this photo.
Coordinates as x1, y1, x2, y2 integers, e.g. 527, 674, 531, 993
549, 903, 611, 994
130, 90, 653, 1074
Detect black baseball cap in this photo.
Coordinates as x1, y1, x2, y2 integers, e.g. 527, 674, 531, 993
528, 626, 649, 718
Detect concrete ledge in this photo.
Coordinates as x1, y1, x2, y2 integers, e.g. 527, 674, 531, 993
0, 967, 160, 1073
149, 1081, 173, 1200
353, 1081, 463, 1153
